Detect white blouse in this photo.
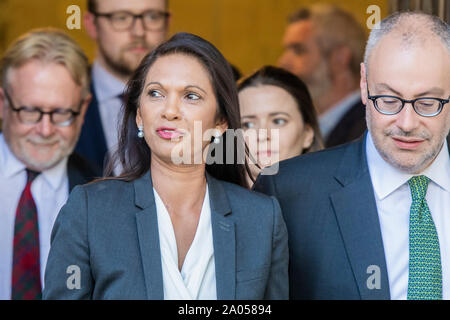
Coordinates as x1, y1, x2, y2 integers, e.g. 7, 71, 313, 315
153, 186, 217, 300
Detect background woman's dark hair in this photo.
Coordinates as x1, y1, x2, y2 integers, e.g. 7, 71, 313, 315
105, 32, 250, 188
237, 65, 324, 154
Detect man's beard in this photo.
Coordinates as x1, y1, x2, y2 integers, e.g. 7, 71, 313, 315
17, 135, 77, 171
303, 60, 332, 114
367, 112, 445, 174
101, 40, 154, 79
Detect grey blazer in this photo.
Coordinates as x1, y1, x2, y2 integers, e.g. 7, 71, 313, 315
43, 171, 288, 300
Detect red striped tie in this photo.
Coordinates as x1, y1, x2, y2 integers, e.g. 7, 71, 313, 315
11, 169, 42, 300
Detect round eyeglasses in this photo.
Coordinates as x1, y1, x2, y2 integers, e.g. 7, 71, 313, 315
367, 85, 449, 117
4, 90, 81, 126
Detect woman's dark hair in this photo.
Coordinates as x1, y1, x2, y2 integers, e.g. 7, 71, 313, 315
237, 65, 324, 154
105, 32, 250, 188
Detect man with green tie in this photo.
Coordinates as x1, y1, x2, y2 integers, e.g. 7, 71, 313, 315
254, 11, 450, 299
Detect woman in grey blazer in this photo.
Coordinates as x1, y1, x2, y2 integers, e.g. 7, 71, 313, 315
43, 32, 288, 300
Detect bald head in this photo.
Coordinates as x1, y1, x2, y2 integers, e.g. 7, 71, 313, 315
360, 12, 450, 174
364, 11, 450, 70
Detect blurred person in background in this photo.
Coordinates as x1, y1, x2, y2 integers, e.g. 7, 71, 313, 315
238, 66, 323, 186
76, 0, 170, 173
0, 29, 100, 300
279, 4, 367, 148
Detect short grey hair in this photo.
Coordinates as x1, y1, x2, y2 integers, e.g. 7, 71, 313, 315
288, 4, 367, 78
364, 11, 450, 68
0, 28, 90, 98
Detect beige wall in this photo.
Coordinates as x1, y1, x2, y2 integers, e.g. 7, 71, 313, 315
170, 0, 389, 75
0, 0, 389, 77
0, 0, 93, 62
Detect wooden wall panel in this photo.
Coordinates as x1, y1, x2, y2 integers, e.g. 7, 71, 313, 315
0, 0, 93, 59
0, 0, 389, 77
169, 0, 389, 75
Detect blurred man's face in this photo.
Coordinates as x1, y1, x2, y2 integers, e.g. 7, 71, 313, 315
361, 34, 450, 174
86, 0, 168, 81
0, 61, 89, 172
278, 20, 332, 103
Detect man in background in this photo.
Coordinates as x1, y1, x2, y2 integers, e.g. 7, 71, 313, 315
0, 29, 100, 299
279, 4, 367, 148
76, 0, 170, 173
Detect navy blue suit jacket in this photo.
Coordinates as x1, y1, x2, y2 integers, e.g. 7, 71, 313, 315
75, 84, 108, 173
67, 153, 101, 191
325, 100, 367, 148
43, 171, 289, 300
254, 134, 392, 299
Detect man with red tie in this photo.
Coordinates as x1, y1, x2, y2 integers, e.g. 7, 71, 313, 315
0, 29, 100, 299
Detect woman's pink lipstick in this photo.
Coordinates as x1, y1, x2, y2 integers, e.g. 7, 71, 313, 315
257, 150, 273, 158
156, 127, 182, 140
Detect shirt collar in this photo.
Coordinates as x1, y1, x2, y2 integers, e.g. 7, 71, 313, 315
421, 138, 450, 192
366, 132, 450, 200
0, 133, 68, 191
0, 133, 25, 179
319, 90, 361, 139
40, 156, 68, 191
92, 60, 127, 102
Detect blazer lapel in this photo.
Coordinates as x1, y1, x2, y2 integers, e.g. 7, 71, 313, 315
330, 135, 391, 299
206, 173, 236, 300
134, 171, 164, 300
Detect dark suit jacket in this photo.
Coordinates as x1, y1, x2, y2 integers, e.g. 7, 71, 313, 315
254, 134, 392, 299
325, 100, 367, 148
67, 153, 102, 191
75, 84, 108, 173
43, 171, 289, 300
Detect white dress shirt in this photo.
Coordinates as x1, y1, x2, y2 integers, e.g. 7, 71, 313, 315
154, 185, 217, 300
0, 134, 69, 299
366, 133, 450, 300
319, 90, 361, 140
92, 61, 126, 175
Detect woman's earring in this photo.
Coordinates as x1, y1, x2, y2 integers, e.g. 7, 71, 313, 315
137, 125, 144, 138
213, 131, 221, 144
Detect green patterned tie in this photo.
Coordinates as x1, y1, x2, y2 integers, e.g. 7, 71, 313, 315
407, 175, 442, 300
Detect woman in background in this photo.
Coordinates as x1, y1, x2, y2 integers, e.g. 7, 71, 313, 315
238, 66, 324, 186
43, 33, 288, 300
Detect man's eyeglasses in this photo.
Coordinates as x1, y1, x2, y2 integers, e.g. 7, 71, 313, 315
4, 90, 81, 127
93, 10, 170, 32
366, 84, 449, 117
